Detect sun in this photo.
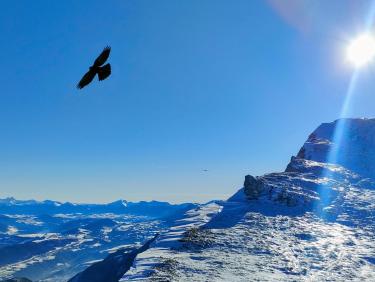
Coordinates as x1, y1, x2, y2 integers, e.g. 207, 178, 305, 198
347, 33, 375, 68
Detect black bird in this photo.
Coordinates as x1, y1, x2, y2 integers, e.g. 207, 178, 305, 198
77, 46, 111, 89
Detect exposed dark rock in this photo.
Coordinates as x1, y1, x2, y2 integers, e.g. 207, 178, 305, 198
243, 175, 264, 199
149, 257, 179, 281
179, 227, 214, 249
290, 118, 375, 180
296, 146, 305, 159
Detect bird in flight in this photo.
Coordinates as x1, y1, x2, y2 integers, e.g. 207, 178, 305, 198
77, 46, 111, 89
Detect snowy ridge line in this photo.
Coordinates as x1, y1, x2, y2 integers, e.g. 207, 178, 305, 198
120, 119, 375, 281
68, 234, 160, 282
121, 202, 223, 280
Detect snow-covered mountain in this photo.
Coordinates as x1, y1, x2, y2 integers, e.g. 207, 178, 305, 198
0, 198, 194, 218
295, 118, 375, 179
121, 118, 375, 281
68, 234, 159, 282
0, 200, 196, 281
1, 118, 375, 281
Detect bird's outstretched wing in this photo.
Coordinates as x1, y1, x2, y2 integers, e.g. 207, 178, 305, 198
77, 69, 96, 89
98, 63, 111, 81
94, 46, 111, 67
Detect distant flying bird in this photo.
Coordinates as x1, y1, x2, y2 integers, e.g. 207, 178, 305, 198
77, 46, 111, 89
203, 169, 208, 172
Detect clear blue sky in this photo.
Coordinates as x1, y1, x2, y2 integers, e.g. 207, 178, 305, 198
1, 0, 375, 203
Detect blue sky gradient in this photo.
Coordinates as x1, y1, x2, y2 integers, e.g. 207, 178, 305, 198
1, 0, 375, 203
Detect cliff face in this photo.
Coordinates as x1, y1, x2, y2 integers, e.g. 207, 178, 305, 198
294, 118, 375, 180
243, 118, 375, 220
124, 119, 375, 282
3, 119, 375, 282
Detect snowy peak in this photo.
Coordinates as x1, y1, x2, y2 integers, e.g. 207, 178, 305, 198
295, 118, 375, 179
107, 199, 128, 208
0, 198, 196, 218
120, 118, 375, 282
242, 118, 375, 215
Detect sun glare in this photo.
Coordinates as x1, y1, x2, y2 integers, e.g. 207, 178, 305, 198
347, 33, 375, 67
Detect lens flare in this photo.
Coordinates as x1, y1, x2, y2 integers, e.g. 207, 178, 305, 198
316, 1, 375, 220
347, 33, 375, 67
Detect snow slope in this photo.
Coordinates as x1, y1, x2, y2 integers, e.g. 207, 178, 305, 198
297, 118, 375, 179
2, 118, 375, 281
0, 201, 195, 281
122, 118, 375, 281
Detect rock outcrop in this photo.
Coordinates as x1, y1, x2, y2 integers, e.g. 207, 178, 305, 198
244, 118, 375, 210
243, 175, 264, 199
294, 118, 375, 180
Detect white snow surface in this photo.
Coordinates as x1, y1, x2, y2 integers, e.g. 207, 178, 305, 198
298, 118, 375, 179
122, 119, 375, 281
123, 175, 375, 281
2, 118, 375, 281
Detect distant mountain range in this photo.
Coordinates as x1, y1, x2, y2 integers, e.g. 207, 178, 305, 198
1, 118, 375, 281
0, 198, 196, 281
0, 197, 195, 218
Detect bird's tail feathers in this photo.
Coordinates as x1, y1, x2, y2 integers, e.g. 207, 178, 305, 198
98, 63, 111, 81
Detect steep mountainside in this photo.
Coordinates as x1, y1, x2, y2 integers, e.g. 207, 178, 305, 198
296, 118, 375, 179
0, 201, 195, 281
122, 118, 375, 281
1, 118, 375, 281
